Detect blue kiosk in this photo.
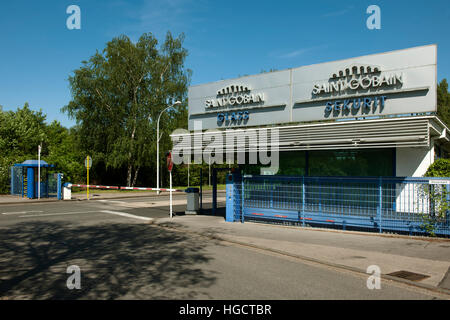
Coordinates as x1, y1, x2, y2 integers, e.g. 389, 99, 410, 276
10, 160, 62, 199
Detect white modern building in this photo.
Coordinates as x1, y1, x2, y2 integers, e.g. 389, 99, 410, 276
174, 44, 449, 178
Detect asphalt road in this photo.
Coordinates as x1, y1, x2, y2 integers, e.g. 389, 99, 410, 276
0, 198, 444, 299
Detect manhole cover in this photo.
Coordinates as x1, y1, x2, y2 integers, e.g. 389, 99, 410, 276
386, 270, 430, 282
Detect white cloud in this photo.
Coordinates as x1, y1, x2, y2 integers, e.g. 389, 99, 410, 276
321, 6, 354, 18
108, 0, 208, 41
276, 45, 327, 59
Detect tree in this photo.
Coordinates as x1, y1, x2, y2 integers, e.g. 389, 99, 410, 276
44, 122, 85, 184
425, 158, 450, 177
1, 104, 43, 191
0, 103, 46, 156
0, 104, 47, 193
63, 32, 191, 187
0, 104, 85, 193
437, 79, 450, 127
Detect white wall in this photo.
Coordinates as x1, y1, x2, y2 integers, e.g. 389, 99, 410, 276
396, 143, 434, 177
395, 144, 434, 213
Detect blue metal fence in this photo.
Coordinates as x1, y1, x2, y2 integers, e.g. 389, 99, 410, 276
229, 174, 450, 237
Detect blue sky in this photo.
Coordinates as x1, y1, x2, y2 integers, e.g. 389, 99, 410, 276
0, 0, 449, 128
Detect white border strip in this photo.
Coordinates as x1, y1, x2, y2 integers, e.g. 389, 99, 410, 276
100, 210, 153, 222
18, 211, 98, 218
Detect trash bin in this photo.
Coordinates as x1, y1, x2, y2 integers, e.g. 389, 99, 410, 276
63, 183, 72, 200
185, 187, 199, 215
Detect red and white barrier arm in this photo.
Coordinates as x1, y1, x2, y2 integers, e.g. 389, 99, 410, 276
120, 186, 184, 192
66, 184, 120, 189
66, 184, 183, 192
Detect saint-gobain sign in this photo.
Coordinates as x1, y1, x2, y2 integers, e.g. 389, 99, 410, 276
205, 84, 264, 125
205, 85, 264, 109
312, 64, 403, 95
187, 45, 437, 130
313, 64, 403, 117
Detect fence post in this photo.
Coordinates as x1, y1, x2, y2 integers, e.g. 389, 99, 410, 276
57, 173, 62, 200
446, 183, 450, 220
241, 175, 245, 223
318, 178, 322, 213
378, 177, 383, 233
225, 173, 235, 222
446, 183, 450, 236
302, 176, 305, 227
212, 169, 217, 215
270, 181, 274, 209
22, 168, 25, 197
10, 167, 14, 195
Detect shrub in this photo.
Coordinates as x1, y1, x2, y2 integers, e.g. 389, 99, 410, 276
424, 158, 450, 177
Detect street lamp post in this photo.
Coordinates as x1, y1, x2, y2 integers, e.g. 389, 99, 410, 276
157, 101, 181, 195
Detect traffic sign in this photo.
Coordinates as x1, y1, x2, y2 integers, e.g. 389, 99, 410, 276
167, 152, 173, 172
85, 156, 92, 169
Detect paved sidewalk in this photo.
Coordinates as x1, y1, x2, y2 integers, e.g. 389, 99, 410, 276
153, 215, 450, 293
0, 195, 60, 204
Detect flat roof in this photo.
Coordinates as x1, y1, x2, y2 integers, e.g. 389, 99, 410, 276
14, 160, 54, 168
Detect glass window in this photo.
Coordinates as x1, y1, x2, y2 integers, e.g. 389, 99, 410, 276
278, 151, 306, 176
239, 148, 394, 177
308, 149, 394, 177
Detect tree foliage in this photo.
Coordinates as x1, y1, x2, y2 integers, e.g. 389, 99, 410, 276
0, 104, 83, 193
63, 32, 190, 187
437, 79, 450, 127
424, 158, 450, 177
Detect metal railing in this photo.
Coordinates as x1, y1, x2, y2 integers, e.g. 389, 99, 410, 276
234, 175, 450, 236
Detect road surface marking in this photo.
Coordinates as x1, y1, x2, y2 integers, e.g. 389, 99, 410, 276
97, 200, 127, 204
18, 211, 99, 218
2, 210, 44, 215
100, 210, 153, 222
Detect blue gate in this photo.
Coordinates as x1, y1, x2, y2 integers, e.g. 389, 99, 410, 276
226, 174, 450, 237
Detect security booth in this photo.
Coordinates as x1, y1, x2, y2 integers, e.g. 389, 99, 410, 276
10, 160, 63, 199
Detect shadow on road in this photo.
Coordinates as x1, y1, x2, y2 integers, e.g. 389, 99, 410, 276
0, 221, 217, 299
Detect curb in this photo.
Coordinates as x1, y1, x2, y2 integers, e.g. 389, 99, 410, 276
151, 219, 450, 298
0, 198, 64, 205
243, 220, 450, 243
